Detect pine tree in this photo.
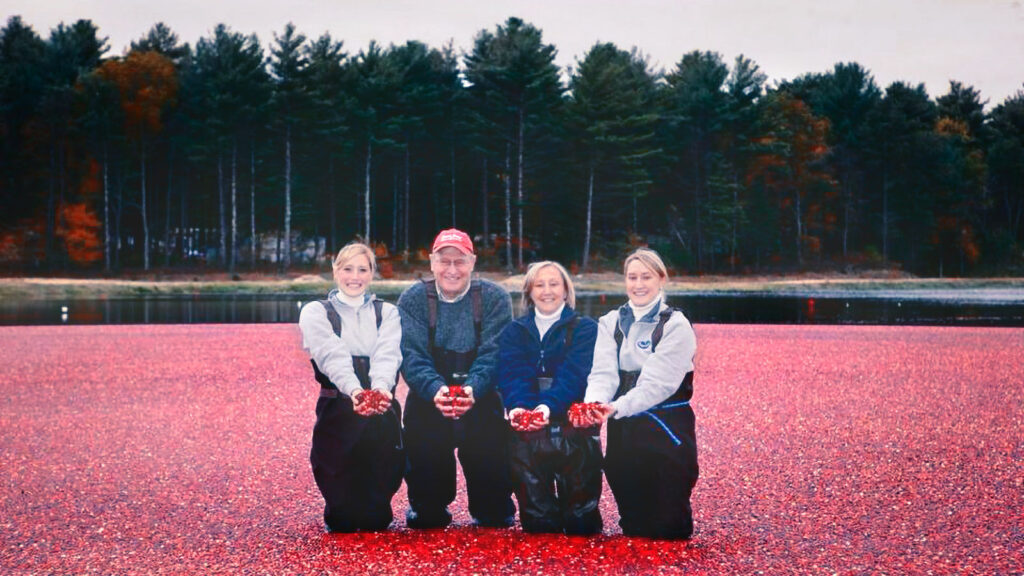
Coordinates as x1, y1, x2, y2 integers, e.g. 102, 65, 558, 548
465, 17, 563, 270
568, 42, 660, 271
270, 23, 308, 271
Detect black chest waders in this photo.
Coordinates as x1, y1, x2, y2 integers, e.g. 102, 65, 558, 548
308, 299, 404, 533
403, 280, 515, 529
507, 315, 604, 535
605, 307, 700, 540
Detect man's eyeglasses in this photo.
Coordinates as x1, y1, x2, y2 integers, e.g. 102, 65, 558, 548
433, 257, 472, 270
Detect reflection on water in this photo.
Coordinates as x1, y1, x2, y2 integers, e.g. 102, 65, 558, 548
0, 296, 304, 326
1, 293, 1023, 326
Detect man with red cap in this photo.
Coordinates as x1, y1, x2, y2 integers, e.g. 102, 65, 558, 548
397, 228, 516, 528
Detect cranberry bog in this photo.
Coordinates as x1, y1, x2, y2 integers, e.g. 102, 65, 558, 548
2, 324, 1021, 575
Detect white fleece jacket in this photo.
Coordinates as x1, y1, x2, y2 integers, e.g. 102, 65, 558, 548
584, 298, 696, 418
298, 290, 403, 399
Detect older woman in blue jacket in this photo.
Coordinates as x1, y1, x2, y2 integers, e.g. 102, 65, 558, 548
496, 261, 602, 535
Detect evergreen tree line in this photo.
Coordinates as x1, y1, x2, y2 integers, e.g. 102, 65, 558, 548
2, 15, 1022, 276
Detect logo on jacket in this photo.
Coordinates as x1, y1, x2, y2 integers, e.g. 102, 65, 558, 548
637, 340, 652, 350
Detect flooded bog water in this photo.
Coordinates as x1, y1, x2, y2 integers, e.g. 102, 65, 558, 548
2, 293, 1023, 326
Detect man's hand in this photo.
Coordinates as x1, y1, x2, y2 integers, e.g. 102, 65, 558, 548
433, 385, 474, 419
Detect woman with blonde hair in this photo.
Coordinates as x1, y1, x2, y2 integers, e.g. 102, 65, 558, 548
299, 242, 404, 532
496, 261, 603, 535
572, 248, 699, 539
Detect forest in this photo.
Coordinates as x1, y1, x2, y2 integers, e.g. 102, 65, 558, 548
1, 15, 1022, 276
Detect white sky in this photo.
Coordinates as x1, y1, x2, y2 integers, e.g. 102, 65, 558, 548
6, 0, 1024, 105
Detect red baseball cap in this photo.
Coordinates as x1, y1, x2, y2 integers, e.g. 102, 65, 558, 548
431, 228, 474, 255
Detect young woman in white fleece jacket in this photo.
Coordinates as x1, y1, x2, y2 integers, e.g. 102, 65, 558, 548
571, 247, 699, 540
299, 242, 404, 533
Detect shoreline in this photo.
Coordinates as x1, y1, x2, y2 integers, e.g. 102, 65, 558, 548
2, 274, 1024, 302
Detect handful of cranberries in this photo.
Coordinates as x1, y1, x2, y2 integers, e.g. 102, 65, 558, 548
511, 409, 546, 431
569, 402, 604, 426
446, 385, 470, 399
443, 385, 473, 408
356, 389, 392, 413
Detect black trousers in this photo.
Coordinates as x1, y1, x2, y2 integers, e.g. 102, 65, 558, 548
403, 391, 515, 523
605, 404, 699, 539
310, 393, 404, 532
509, 426, 603, 534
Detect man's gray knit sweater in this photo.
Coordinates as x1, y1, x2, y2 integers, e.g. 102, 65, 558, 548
397, 278, 513, 402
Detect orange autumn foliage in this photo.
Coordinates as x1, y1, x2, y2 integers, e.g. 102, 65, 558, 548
96, 51, 178, 138
58, 203, 102, 265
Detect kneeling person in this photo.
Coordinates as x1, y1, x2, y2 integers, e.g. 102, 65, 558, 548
497, 261, 602, 535
299, 242, 404, 532
398, 228, 516, 529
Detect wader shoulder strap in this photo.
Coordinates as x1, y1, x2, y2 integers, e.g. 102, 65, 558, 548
318, 299, 341, 336
423, 279, 438, 346
564, 314, 581, 349
319, 298, 383, 334
423, 279, 483, 346
650, 308, 675, 353
470, 282, 483, 343
614, 307, 676, 354
373, 299, 384, 330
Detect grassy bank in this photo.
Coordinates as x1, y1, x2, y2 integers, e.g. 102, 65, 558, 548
2, 273, 1023, 300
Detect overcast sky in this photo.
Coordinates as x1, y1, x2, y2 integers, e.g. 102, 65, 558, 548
6, 0, 1024, 105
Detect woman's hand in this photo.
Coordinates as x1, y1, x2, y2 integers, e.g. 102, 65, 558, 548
369, 389, 393, 415
353, 389, 392, 416
352, 390, 376, 417
593, 402, 616, 423
509, 407, 548, 432
569, 402, 616, 427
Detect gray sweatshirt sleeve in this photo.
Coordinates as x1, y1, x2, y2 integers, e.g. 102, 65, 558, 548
298, 301, 362, 398
369, 302, 403, 392
611, 313, 696, 418
584, 311, 622, 404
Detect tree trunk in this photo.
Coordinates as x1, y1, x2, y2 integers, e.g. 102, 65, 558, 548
250, 141, 257, 269
329, 154, 337, 253
632, 186, 638, 233
882, 168, 889, 264
115, 174, 123, 270
450, 143, 457, 227
179, 165, 187, 262
516, 108, 525, 269
284, 125, 292, 270
218, 152, 226, 268
141, 140, 150, 271
693, 148, 703, 272
842, 178, 850, 259
364, 139, 372, 242
164, 146, 173, 267
230, 140, 238, 273
403, 144, 410, 256
46, 143, 56, 267
795, 187, 803, 266
481, 156, 489, 249
504, 141, 513, 271
58, 137, 67, 269
731, 173, 739, 273
582, 164, 594, 273
103, 146, 110, 273
392, 170, 398, 252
